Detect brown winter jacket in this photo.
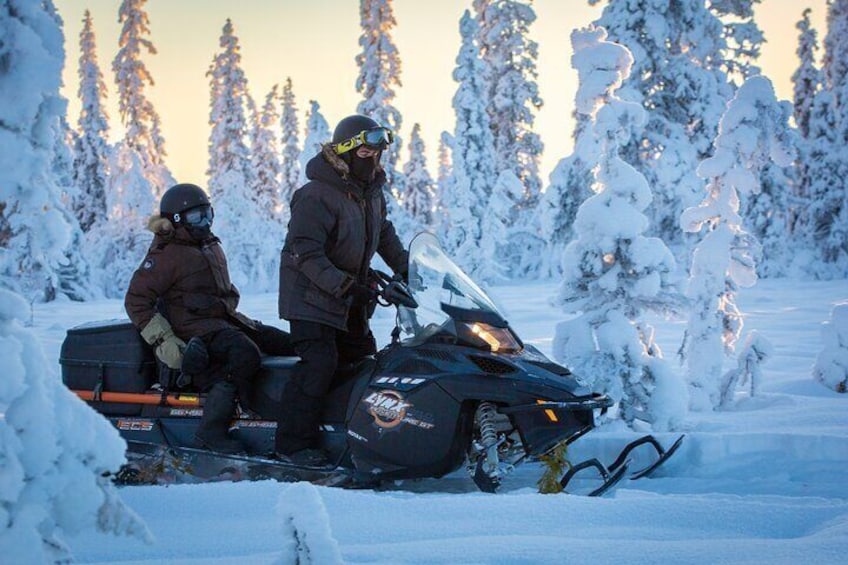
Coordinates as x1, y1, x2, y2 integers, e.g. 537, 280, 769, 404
125, 217, 256, 340
278, 144, 408, 330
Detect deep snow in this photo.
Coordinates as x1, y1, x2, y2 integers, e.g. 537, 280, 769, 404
29, 278, 848, 564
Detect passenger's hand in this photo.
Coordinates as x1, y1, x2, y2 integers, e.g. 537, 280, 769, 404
156, 335, 186, 370
140, 313, 186, 369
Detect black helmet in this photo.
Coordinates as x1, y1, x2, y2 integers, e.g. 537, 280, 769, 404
333, 114, 380, 144
160, 183, 210, 220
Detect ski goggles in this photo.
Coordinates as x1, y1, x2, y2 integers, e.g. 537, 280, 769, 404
334, 127, 394, 155
178, 205, 214, 227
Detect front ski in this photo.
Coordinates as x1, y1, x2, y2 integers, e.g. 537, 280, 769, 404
605, 434, 685, 480
558, 457, 630, 496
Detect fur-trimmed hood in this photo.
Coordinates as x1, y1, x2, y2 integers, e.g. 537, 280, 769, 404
147, 215, 174, 238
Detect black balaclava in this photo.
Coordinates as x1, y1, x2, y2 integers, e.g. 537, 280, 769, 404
349, 150, 381, 185
185, 224, 213, 242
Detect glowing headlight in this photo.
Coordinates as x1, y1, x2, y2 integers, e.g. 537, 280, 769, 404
466, 323, 522, 353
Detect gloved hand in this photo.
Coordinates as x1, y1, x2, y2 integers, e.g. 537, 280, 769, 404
140, 312, 186, 370
345, 282, 377, 308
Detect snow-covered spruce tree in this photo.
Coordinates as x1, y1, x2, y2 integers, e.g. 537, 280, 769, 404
112, 0, 173, 200
91, 0, 173, 298
474, 0, 544, 275
790, 8, 822, 242
552, 26, 686, 431
443, 10, 497, 275
681, 76, 795, 411
280, 77, 301, 209
804, 0, 848, 277
0, 0, 78, 303
356, 0, 404, 193
589, 0, 748, 264
474, 0, 543, 203
208, 19, 278, 292
249, 84, 283, 220
539, 112, 596, 279
711, 0, 764, 82
401, 123, 436, 226
0, 289, 151, 562
813, 303, 848, 393
793, 8, 822, 141
53, 111, 94, 302
72, 9, 110, 234
478, 171, 523, 284
432, 131, 453, 235
298, 100, 331, 187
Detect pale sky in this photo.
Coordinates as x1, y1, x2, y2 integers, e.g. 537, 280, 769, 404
56, 0, 828, 187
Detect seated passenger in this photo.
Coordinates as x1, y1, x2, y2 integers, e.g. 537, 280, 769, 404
125, 183, 293, 454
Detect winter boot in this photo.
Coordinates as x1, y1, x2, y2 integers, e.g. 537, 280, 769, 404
195, 381, 245, 455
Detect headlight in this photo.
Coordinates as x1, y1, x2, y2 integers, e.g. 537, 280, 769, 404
459, 322, 522, 354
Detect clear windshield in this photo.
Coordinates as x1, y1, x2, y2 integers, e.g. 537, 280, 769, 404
397, 233, 505, 344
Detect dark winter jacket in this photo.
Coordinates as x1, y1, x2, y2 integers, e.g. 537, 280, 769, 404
278, 144, 408, 330
125, 217, 256, 339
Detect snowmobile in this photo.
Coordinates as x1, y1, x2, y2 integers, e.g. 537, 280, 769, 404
61, 233, 683, 495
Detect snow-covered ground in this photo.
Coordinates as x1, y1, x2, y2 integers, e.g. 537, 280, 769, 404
31, 278, 848, 564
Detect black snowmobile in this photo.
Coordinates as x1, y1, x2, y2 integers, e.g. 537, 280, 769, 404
61, 233, 682, 495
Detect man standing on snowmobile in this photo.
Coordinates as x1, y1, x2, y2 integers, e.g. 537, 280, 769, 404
275, 115, 408, 467
125, 182, 294, 455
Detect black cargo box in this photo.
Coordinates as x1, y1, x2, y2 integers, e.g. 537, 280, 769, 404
61, 319, 157, 415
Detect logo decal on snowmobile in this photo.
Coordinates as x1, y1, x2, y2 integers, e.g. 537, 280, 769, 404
116, 419, 154, 432
142, 258, 155, 270
363, 390, 435, 431
364, 390, 411, 429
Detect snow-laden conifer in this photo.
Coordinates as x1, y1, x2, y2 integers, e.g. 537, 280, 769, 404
356, 0, 404, 191
589, 0, 745, 263
0, 0, 77, 302
790, 8, 822, 248
280, 77, 301, 208
681, 76, 795, 411
474, 0, 543, 272
401, 123, 436, 226
207, 19, 279, 292
803, 0, 848, 277
249, 85, 283, 220
0, 289, 152, 561
552, 26, 686, 431
478, 171, 523, 284
813, 303, 848, 393
112, 0, 173, 199
792, 9, 821, 140
719, 330, 772, 407
539, 114, 596, 278
298, 100, 331, 187
72, 9, 110, 234
432, 131, 453, 234
444, 10, 496, 274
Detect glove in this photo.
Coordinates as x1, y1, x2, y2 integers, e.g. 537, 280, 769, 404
140, 313, 186, 370
345, 282, 377, 308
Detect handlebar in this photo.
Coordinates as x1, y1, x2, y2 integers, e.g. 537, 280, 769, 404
371, 269, 418, 309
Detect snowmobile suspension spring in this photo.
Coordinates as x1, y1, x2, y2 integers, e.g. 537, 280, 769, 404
477, 401, 499, 448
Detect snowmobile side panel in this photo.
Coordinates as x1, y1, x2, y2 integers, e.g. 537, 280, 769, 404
347, 380, 470, 480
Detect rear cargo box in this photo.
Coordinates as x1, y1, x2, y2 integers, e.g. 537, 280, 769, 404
61, 319, 157, 415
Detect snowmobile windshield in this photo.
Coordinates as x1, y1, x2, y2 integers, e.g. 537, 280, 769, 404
397, 233, 513, 348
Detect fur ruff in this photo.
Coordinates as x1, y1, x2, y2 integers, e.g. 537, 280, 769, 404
147, 216, 174, 238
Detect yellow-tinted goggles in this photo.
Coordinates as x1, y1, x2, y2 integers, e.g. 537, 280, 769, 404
334, 127, 394, 155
